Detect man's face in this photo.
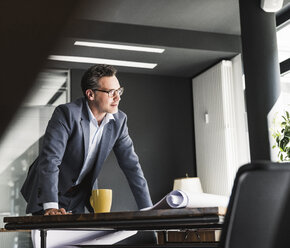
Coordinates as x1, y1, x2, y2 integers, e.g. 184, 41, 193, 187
91, 75, 121, 115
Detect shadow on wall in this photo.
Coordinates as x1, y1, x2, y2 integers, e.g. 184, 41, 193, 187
0, 0, 78, 141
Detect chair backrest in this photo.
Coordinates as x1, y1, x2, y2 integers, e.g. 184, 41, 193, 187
219, 161, 290, 248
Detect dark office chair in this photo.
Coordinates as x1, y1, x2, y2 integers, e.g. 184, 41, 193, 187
219, 161, 290, 248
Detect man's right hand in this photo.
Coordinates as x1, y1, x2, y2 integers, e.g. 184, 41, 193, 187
44, 208, 71, 215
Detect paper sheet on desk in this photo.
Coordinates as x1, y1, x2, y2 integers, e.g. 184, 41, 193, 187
75, 230, 137, 246
32, 229, 137, 248
143, 190, 229, 210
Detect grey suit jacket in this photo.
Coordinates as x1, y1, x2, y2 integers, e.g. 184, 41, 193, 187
21, 97, 152, 213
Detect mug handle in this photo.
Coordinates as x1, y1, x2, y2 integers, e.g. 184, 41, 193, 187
90, 195, 94, 208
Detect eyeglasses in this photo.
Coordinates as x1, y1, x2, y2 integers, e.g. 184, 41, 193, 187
93, 87, 124, 97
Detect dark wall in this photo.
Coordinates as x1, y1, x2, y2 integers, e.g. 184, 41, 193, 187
71, 69, 196, 210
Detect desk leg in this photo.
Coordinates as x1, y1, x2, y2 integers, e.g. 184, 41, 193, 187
40, 229, 47, 248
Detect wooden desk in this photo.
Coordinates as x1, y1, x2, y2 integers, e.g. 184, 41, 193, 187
3, 208, 223, 248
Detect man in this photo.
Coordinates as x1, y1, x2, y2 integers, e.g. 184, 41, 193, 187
21, 64, 152, 215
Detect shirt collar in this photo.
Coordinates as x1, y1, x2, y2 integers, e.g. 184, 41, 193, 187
86, 101, 115, 125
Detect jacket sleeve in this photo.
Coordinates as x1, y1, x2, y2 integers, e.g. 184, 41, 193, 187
113, 115, 152, 209
36, 105, 72, 204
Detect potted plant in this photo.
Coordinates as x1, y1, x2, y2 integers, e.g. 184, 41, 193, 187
272, 111, 290, 161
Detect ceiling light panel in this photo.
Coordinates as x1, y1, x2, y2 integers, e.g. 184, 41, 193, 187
49, 55, 157, 69
74, 41, 165, 53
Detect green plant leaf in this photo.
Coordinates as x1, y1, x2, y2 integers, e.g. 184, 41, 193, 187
287, 149, 290, 158
285, 126, 290, 134
286, 111, 290, 119
280, 137, 289, 150
280, 153, 284, 161
285, 131, 290, 137
280, 147, 284, 152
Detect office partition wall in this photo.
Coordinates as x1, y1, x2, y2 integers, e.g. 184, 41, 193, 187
192, 55, 250, 196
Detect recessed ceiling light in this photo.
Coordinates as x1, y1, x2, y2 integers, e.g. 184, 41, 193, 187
48, 55, 157, 69
74, 41, 165, 53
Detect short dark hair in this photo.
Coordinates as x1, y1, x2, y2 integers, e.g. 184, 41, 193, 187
81, 64, 117, 98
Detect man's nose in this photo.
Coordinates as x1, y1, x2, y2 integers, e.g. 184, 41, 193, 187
113, 92, 121, 101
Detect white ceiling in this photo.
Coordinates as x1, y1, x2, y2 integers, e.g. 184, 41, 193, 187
46, 0, 242, 77
75, 0, 241, 35
46, 0, 290, 78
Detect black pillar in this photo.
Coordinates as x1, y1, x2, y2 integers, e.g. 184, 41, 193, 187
239, 0, 281, 160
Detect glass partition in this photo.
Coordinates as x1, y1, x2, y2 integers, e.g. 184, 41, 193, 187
0, 69, 70, 248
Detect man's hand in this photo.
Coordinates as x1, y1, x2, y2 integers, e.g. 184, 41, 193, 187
44, 208, 71, 215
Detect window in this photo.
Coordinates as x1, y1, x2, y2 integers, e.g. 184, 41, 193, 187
268, 13, 290, 162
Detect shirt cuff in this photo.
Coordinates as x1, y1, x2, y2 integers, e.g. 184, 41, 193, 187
43, 202, 59, 210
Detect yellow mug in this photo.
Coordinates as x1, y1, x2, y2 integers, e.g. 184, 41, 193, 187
90, 189, 112, 213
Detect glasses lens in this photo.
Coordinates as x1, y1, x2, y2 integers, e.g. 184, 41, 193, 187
107, 88, 124, 97
118, 87, 124, 96
108, 89, 115, 97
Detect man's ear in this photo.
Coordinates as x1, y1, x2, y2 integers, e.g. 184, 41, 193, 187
85, 89, 94, 100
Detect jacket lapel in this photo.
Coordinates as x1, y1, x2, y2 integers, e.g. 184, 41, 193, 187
96, 121, 113, 164
80, 100, 90, 161
91, 120, 113, 184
